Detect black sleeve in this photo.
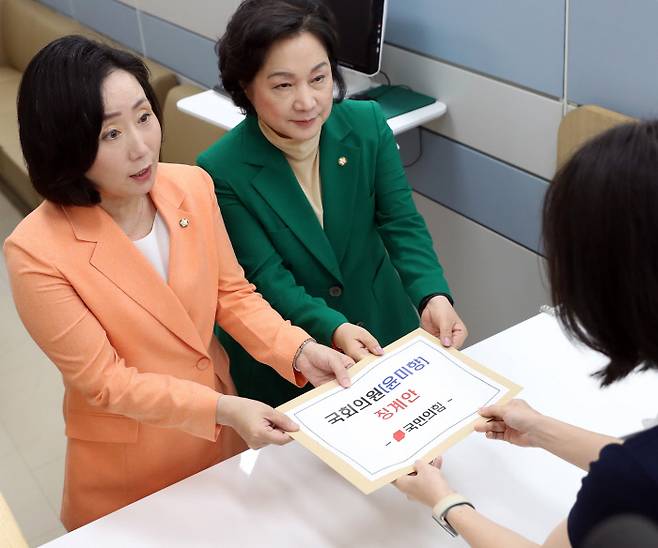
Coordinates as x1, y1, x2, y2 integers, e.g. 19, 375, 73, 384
567, 442, 657, 548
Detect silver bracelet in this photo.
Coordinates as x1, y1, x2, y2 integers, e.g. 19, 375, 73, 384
292, 338, 316, 372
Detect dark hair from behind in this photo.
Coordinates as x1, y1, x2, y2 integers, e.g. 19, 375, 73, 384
217, 0, 346, 115
17, 35, 162, 206
543, 120, 658, 385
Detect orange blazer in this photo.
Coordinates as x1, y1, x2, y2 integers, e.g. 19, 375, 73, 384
3, 163, 309, 530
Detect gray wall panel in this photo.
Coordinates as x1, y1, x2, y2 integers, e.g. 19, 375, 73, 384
71, 0, 141, 52
401, 130, 548, 253
413, 193, 549, 345
38, 0, 74, 16
386, 0, 565, 98
140, 13, 217, 89
568, 0, 658, 118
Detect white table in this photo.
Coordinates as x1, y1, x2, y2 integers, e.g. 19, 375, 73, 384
43, 312, 658, 547
177, 89, 447, 135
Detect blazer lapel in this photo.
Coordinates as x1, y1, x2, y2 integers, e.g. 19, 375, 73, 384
64, 184, 207, 356
149, 175, 212, 342
243, 117, 343, 282
319, 110, 360, 265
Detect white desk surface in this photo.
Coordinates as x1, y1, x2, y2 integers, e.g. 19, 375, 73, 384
44, 312, 658, 547
177, 89, 447, 136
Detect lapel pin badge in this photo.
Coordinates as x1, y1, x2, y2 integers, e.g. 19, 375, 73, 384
337, 156, 348, 167
179, 218, 190, 228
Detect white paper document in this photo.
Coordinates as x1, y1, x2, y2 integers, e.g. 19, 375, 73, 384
284, 334, 518, 484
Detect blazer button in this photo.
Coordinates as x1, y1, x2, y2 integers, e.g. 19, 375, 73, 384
196, 358, 210, 370
328, 286, 342, 297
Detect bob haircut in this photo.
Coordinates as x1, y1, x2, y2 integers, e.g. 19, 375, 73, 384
17, 35, 162, 206
543, 120, 658, 386
217, 0, 346, 115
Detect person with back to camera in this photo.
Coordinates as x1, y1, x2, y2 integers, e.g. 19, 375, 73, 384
394, 121, 658, 547
3, 34, 354, 530
198, 0, 468, 407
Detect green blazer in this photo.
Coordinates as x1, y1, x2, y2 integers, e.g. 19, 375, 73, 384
198, 100, 451, 406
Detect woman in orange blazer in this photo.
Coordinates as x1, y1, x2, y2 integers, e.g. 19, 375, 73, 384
4, 36, 353, 531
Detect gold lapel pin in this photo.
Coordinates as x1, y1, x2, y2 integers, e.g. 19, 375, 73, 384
179, 218, 190, 228
337, 156, 348, 167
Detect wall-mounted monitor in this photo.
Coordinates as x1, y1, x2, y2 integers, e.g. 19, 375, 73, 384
320, 0, 388, 77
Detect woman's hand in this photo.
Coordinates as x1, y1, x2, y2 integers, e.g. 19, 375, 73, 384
475, 399, 545, 448
294, 341, 355, 388
420, 296, 468, 348
215, 395, 299, 449
394, 457, 455, 508
332, 323, 384, 361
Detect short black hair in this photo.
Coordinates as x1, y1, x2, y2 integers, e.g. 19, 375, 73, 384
17, 35, 162, 206
217, 0, 346, 115
543, 120, 658, 385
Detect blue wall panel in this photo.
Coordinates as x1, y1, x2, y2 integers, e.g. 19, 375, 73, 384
140, 13, 217, 89
568, 0, 658, 119
401, 130, 548, 253
71, 0, 142, 53
386, 0, 565, 98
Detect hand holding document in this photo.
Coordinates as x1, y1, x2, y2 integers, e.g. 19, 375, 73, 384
278, 328, 521, 493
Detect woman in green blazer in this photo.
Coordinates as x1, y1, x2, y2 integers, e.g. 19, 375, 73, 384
198, 0, 467, 407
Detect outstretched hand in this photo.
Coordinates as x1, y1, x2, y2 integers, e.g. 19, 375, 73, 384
475, 399, 544, 448
393, 457, 454, 508
420, 296, 468, 348
294, 341, 355, 388
215, 395, 299, 449
332, 322, 384, 361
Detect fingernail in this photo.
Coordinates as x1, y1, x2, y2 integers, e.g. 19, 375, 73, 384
442, 337, 451, 346
375, 345, 384, 354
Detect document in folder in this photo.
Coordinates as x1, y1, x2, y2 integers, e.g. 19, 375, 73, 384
278, 328, 521, 494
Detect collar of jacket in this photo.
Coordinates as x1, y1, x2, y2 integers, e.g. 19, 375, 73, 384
62, 168, 208, 357
239, 105, 362, 284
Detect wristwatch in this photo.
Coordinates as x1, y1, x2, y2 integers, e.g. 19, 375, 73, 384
431, 493, 475, 537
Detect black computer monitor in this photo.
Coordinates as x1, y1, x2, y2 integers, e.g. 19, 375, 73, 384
321, 0, 388, 77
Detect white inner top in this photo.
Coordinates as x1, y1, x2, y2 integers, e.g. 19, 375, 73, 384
133, 211, 170, 282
